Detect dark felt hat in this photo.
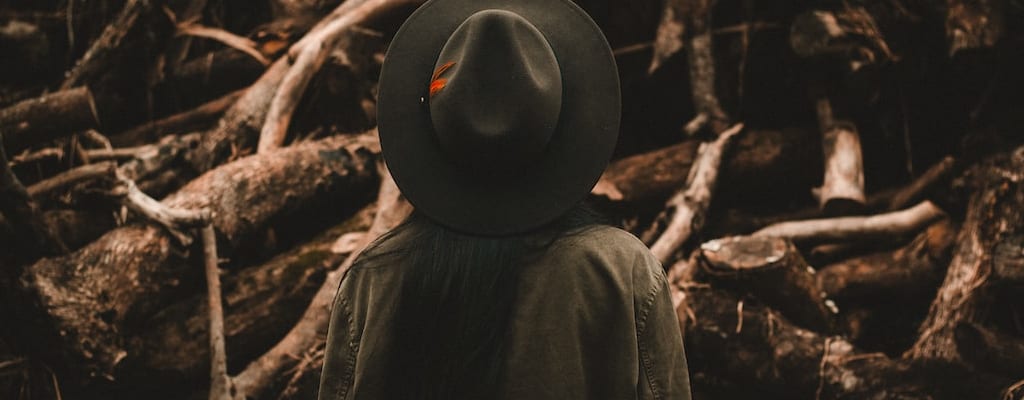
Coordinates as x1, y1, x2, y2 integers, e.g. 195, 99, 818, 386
377, 0, 620, 235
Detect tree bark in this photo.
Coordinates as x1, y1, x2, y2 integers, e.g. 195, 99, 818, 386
119, 205, 375, 389
14, 133, 380, 381
0, 87, 99, 153
906, 146, 1024, 364
817, 219, 956, 301
681, 287, 934, 399
699, 236, 835, 332
593, 126, 819, 204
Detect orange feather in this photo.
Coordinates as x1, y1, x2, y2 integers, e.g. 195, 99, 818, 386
429, 61, 455, 98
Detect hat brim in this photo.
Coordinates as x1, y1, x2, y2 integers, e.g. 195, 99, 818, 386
377, 0, 620, 235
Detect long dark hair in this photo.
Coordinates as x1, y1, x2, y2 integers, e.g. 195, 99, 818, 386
354, 203, 604, 400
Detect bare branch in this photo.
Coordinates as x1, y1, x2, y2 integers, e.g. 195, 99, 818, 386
752, 201, 946, 246
649, 123, 743, 264
177, 23, 270, 66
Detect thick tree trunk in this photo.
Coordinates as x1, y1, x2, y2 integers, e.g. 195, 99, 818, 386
906, 146, 1024, 364
14, 133, 379, 381
0, 87, 99, 153
594, 126, 819, 204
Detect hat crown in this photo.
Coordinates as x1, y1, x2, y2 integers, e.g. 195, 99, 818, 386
428, 9, 563, 174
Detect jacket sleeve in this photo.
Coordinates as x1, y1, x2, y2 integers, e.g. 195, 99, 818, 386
636, 255, 692, 400
317, 273, 359, 400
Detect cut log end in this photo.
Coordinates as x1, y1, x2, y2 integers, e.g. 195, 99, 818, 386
698, 236, 834, 333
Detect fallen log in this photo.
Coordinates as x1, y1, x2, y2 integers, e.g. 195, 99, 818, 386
0, 87, 99, 153
681, 287, 935, 399
118, 204, 375, 393
817, 219, 955, 301
751, 200, 945, 246
906, 146, 1024, 365
14, 133, 380, 381
699, 236, 834, 332
593, 126, 819, 204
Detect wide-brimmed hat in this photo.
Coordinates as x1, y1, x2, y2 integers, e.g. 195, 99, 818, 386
377, 0, 620, 235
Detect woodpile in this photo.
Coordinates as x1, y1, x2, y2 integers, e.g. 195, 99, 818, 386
1, 0, 1022, 399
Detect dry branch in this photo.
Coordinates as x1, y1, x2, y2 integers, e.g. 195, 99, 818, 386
60, 0, 153, 89
699, 236, 834, 332
163, 0, 208, 73
16, 133, 380, 379
889, 156, 956, 211
0, 87, 99, 153
26, 162, 115, 198
177, 23, 270, 66
231, 165, 411, 398
648, 123, 742, 264
906, 146, 1024, 364
113, 88, 243, 147
751, 200, 945, 246
112, 171, 206, 244
201, 224, 232, 400
258, 0, 419, 153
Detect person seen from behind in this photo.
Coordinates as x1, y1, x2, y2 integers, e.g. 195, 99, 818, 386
317, 0, 692, 398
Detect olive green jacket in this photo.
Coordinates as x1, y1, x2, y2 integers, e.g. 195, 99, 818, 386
318, 225, 692, 399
